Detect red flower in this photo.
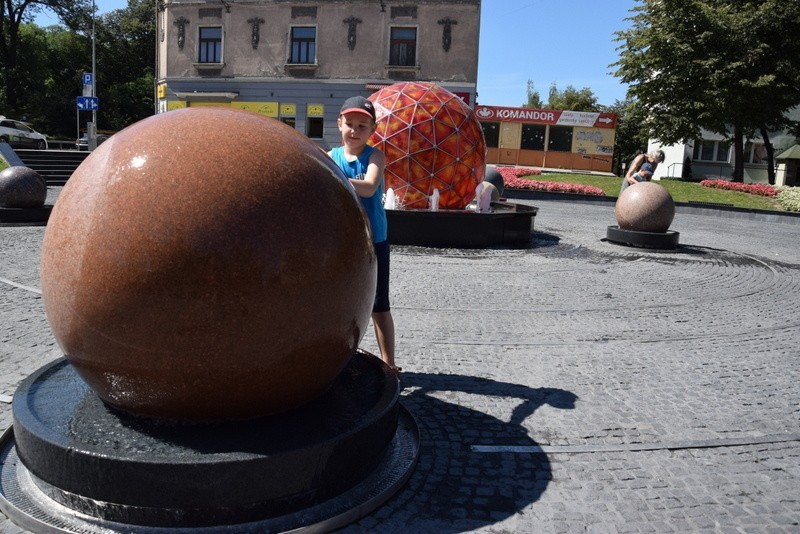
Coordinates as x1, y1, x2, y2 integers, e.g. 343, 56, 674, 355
497, 167, 605, 196
700, 179, 778, 197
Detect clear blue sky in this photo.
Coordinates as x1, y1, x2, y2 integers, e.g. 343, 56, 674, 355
477, 1, 637, 107
36, 0, 637, 108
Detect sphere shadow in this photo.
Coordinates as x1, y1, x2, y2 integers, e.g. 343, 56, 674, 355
531, 231, 561, 248
601, 238, 716, 256
347, 372, 577, 532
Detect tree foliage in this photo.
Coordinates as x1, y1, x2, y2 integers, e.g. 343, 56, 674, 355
522, 81, 600, 112
545, 83, 599, 112
0, 0, 91, 114
522, 80, 543, 108
1, 0, 154, 138
603, 97, 650, 176
614, 0, 800, 181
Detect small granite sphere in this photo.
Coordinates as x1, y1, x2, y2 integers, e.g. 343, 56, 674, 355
0, 166, 46, 208
481, 181, 500, 202
615, 181, 675, 233
40, 107, 377, 422
483, 165, 505, 197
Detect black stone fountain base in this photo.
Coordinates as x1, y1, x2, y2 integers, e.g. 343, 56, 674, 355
606, 225, 680, 250
0, 350, 418, 533
0, 205, 51, 224
387, 201, 537, 248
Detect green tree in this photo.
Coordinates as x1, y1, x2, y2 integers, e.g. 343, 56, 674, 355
0, 0, 90, 116
604, 97, 650, 176
9, 0, 155, 138
545, 83, 599, 112
93, 0, 155, 131
522, 80, 543, 108
19, 23, 91, 137
614, 0, 800, 182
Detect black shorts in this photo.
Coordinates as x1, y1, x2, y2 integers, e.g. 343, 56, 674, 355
373, 240, 391, 313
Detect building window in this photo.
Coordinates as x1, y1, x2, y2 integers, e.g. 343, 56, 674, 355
198, 27, 222, 63
693, 139, 731, 163
481, 122, 499, 148
743, 142, 768, 164
290, 26, 316, 64
390, 27, 416, 66
715, 141, 730, 162
307, 117, 323, 139
281, 117, 296, 129
548, 126, 573, 152
521, 124, 546, 151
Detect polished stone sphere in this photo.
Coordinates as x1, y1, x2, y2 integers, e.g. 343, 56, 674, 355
40, 107, 377, 421
0, 166, 46, 208
481, 182, 500, 202
369, 82, 486, 210
483, 165, 505, 197
615, 181, 675, 233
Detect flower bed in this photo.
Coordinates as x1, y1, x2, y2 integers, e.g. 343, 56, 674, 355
699, 179, 779, 197
776, 186, 800, 212
497, 167, 605, 196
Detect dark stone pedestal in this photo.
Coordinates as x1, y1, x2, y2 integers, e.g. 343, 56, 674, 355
606, 225, 680, 250
0, 205, 51, 224
387, 201, 537, 248
0, 351, 419, 532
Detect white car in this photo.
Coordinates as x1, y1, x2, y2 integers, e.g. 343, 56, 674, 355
0, 117, 48, 149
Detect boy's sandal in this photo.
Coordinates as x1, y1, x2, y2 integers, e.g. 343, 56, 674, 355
390, 365, 402, 374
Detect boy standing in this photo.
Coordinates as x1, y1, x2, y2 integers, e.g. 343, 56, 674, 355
328, 96, 398, 373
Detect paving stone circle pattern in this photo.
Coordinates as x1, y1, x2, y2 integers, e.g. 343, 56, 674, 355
2, 192, 799, 532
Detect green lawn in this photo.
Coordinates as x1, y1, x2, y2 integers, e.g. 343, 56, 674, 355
524, 173, 783, 212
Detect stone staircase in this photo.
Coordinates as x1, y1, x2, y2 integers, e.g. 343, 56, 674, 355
14, 149, 90, 186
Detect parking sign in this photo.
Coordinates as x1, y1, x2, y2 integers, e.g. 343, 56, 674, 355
83, 73, 93, 85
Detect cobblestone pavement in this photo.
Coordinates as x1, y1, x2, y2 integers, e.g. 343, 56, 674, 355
1, 190, 798, 533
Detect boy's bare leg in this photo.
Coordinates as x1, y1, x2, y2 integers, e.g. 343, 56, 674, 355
372, 311, 397, 370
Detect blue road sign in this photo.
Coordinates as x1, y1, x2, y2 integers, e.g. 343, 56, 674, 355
76, 96, 99, 111
83, 73, 93, 85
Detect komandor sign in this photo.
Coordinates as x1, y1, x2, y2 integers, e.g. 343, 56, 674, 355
475, 105, 617, 129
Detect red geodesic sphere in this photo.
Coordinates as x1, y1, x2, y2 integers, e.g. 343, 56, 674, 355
369, 82, 487, 209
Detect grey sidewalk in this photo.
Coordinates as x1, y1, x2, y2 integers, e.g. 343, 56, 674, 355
2, 193, 799, 533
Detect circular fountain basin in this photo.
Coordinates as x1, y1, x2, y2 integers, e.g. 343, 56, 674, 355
0, 350, 419, 532
387, 201, 538, 248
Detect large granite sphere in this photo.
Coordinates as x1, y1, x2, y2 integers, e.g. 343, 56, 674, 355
0, 166, 46, 208
40, 107, 377, 422
615, 181, 675, 233
369, 82, 486, 210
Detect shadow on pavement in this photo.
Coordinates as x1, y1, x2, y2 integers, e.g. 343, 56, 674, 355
367, 373, 576, 532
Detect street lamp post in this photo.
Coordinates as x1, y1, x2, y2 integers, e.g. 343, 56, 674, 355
89, 0, 97, 150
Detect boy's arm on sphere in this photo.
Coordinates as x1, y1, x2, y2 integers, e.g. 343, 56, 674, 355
349, 149, 386, 198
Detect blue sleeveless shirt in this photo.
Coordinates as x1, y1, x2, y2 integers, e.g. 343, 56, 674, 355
328, 145, 387, 243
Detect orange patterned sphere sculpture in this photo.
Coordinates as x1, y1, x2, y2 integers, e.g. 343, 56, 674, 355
40, 108, 377, 422
369, 82, 486, 209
